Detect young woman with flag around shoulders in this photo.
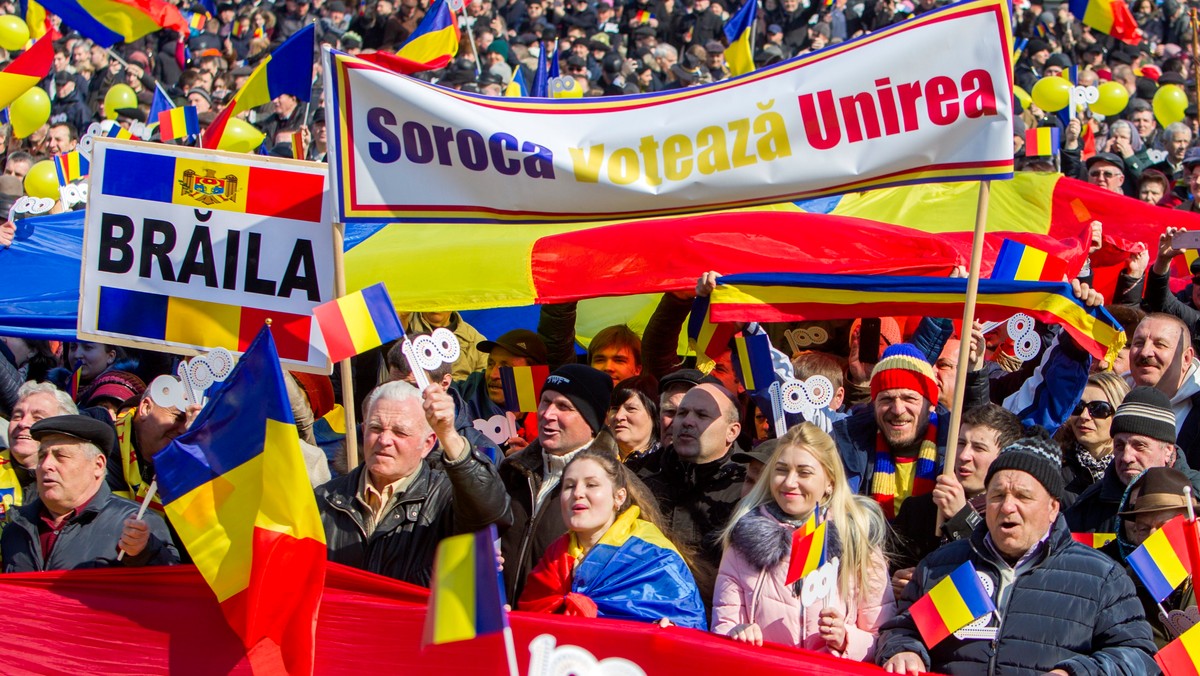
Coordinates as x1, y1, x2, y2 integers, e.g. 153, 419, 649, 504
712, 422, 895, 660
518, 447, 708, 629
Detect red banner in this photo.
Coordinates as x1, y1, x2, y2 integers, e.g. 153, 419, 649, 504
0, 563, 906, 674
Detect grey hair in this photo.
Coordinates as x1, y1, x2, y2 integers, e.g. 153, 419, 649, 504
362, 380, 432, 434
1166, 121, 1193, 142
652, 43, 677, 61
17, 381, 78, 416
79, 441, 103, 459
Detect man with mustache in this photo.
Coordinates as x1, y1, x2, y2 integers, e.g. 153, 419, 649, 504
1065, 386, 1200, 533
1125, 312, 1200, 465
834, 344, 948, 521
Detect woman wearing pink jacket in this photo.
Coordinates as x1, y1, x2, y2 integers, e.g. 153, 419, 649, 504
712, 423, 896, 661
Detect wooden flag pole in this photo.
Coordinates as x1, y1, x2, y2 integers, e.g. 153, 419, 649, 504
1192, 10, 1200, 109
936, 181, 990, 530
332, 223, 360, 471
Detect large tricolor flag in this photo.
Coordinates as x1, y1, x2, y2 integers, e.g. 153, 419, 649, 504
153, 326, 327, 675
708, 272, 1126, 363
36, 0, 188, 48
1067, 0, 1140, 45
909, 561, 996, 648
722, 0, 757, 77
356, 0, 459, 74
17, 0, 52, 39
202, 24, 315, 149
0, 35, 53, 110
423, 524, 510, 645
312, 282, 405, 363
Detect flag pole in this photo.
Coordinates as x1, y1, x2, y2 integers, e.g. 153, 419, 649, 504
502, 626, 520, 676
1191, 9, 1200, 109
332, 222, 360, 470
937, 180, 990, 530
116, 479, 158, 561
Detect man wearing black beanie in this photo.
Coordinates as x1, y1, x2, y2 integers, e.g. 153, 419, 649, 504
498, 364, 613, 603
1067, 386, 1200, 533
878, 432, 1157, 674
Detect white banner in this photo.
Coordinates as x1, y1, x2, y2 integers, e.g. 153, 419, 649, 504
79, 139, 335, 372
326, 0, 1013, 224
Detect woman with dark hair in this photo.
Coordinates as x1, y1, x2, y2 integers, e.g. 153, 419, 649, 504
63, 342, 127, 401
606, 383, 659, 463
520, 448, 707, 629
0, 336, 57, 382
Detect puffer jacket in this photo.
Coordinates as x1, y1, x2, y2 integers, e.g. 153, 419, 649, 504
316, 443, 511, 587
712, 505, 895, 661
2, 483, 179, 572
876, 515, 1157, 675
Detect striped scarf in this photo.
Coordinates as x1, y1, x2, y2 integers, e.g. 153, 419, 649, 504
871, 412, 939, 520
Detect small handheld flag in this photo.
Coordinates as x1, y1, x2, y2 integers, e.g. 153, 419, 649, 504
53, 151, 89, 187
1071, 532, 1116, 548
731, 332, 776, 392
784, 511, 825, 585
290, 130, 305, 159
909, 561, 996, 648
1157, 617, 1200, 676
1025, 126, 1061, 157
991, 239, 1068, 283
158, 106, 200, 140
1128, 513, 1194, 602
423, 524, 510, 646
68, 360, 83, 400
313, 282, 405, 363
499, 365, 550, 413
687, 296, 737, 361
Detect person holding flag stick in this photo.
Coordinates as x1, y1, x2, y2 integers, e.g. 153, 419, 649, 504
713, 422, 894, 659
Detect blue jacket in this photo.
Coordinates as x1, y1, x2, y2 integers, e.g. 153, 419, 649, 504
876, 515, 1157, 675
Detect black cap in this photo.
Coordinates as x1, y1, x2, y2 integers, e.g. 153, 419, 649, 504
543, 364, 614, 433
659, 368, 706, 393
985, 434, 1065, 501
1160, 72, 1187, 87
31, 415, 118, 456
1025, 38, 1050, 56
477, 329, 548, 364
115, 107, 147, 122
1086, 152, 1125, 172
53, 70, 72, 86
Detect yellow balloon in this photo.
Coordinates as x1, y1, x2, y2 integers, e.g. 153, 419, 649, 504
23, 160, 59, 200
10, 87, 49, 138
0, 15, 30, 52
1013, 86, 1032, 111
217, 118, 266, 153
1090, 81, 1130, 117
1154, 84, 1189, 128
104, 84, 138, 120
1030, 76, 1071, 112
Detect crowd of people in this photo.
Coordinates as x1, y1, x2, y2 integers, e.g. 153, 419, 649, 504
5, 0, 1200, 671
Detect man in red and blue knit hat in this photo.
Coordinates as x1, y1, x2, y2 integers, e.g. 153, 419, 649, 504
833, 343, 947, 520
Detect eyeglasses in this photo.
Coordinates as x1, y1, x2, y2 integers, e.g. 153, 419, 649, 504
1072, 400, 1115, 419
1089, 170, 1120, 179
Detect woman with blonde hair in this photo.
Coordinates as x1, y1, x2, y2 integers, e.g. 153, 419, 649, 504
713, 423, 894, 660
1057, 371, 1130, 497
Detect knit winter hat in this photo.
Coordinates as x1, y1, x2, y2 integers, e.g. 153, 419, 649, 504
985, 434, 1065, 501
1112, 386, 1177, 445
870, 343, 938, 404
542, 364, 614, 434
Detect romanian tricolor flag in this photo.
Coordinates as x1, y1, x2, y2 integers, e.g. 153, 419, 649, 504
1071, 532, 1116, 548
1158, 620, 1200, 676
632, 9, 653, 23
722, 0, 757, 77
104, 123, 138, 140
784, 511, 825, 585
708, 272, 1127, 363
36, 0, 188, 48
202, 24, 314, 149
17, 0, 51, 39
313, 282, 405, 363
1067, 0, 1141, 45
423, 524, 509, 645
154, 326, 327, 675
187, 10, 207, 33
290, 130, 305, 159
909, 561, 996, 648
67, 360, 83, 400
731, 331, 775, 392
991, 238, 1068, 283
1128, 513, 1194, 602
499, 365, 549, 413
0, 34, 52, 110
53, 151, 89, 187
1025, 126, 1061, 157
157, 105, 199, 140
356, 0, 458, 74
687, 295, 738, 361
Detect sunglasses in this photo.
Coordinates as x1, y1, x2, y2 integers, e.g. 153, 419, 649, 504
1072, 400, 1115, 419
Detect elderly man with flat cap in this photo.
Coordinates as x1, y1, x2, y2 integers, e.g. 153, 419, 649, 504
1, 415, 179, 571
